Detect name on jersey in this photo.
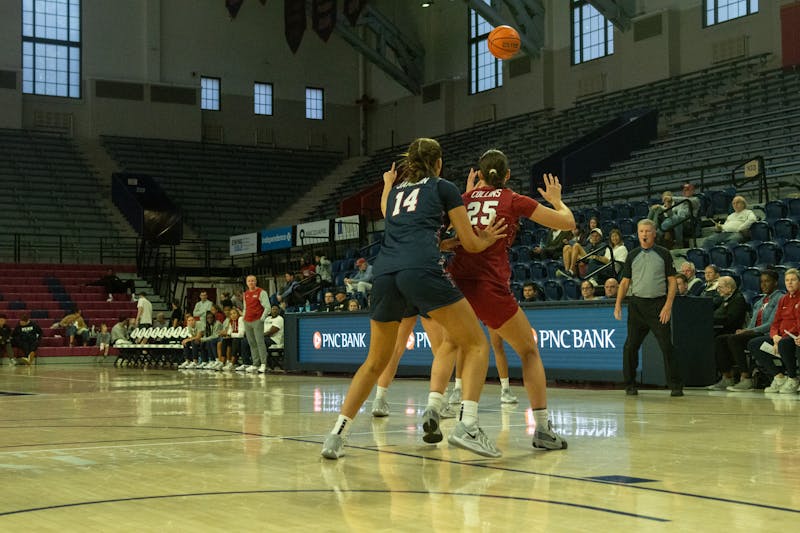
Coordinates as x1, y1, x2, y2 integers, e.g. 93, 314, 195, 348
539, 328, 616, 350
470, 189, 503, 198
396, 177, 429, 189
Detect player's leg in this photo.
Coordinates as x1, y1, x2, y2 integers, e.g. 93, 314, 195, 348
419, 318, 457, 443
371, 315, 418, 417
490, 329, 517, 404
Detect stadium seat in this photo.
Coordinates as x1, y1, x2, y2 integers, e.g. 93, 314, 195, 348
787, 198, 800, 222
756, 242, 783, 266
512, 262, 531, 282
561, 278, 581, 300
747, 221, 771, 244
782, 239, 800, 267
686, 248, 709, 271
731, 243, 758, 268
529, 261, 548, 280
616, 218, 635, 236
509, 282, 523, 301
772, 218, 799, 244
709, 246, 733, 268
764, 200, 788, 225
740, 267, 763, 293
709, 190, 734, 217
543, 280, 564, 301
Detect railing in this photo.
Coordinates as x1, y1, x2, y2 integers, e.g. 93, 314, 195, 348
0, 234, 140, 265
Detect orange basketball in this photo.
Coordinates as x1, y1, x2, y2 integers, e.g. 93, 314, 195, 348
487, 25, 520, 60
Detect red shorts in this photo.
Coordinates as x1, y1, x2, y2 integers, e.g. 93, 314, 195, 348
453, 277, 518, 330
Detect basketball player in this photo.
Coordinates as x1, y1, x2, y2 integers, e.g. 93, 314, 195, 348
444, 149, 575, 450
321, 138, 508, 459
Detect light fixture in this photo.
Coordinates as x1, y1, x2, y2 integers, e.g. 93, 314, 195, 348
421, 1, 433, 7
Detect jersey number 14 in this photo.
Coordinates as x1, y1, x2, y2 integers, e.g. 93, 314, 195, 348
391, 189, 420, 216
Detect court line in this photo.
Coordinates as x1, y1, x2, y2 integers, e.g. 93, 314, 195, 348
0, 489, 668, 522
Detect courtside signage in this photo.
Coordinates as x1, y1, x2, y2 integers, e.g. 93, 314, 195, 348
229, 232, 258, 256
260, 226, 293, 251
295, 220, 329, 246
334, 215, 360, 241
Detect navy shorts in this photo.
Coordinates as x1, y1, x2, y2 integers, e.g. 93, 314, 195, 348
371, 269, 464, 323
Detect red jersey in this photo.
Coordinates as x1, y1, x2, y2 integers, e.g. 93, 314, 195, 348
769, 291, 800, 338
243, 287, 266, 322
448, 187, 538, 282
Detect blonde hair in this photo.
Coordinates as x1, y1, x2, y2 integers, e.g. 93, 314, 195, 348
399, 138, 442, 184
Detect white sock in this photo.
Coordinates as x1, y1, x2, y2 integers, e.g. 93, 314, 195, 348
426, 392, 444, 412
500, 377, 510, 390
459, 400, 478, 426
376, 386, 388, 400
454, 378, 462, 390
331, 414, 353, 436
532, 408, 549, 429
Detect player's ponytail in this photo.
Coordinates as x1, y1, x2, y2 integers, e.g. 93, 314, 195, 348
478, 149, 508, 188
399, 138, 443, 184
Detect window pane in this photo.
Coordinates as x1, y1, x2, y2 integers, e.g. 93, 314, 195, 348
305, 87, 323, 120
468, 1, 502, 94
572, 0, 613, 64
254, 82, 273, 115
22, 0, 81, 98
705, 0, 758, 25
201, 77, 220, 111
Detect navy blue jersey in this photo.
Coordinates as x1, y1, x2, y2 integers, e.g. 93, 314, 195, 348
373, 177, 464, 277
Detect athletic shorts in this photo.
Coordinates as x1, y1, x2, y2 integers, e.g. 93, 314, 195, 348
371, 269, 463, 323
453, 277, 518, 330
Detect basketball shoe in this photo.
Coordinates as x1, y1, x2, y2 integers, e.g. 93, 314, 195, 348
532, 420, 568, 450
448, 421, 502, 458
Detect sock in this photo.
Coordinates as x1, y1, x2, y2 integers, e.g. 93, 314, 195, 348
376, 386, 388, 400
426, 391, 444, 412
532, 408, 549, 430
331, 414, 353, 436
459, 400, 478, 426
454, 378, 462, 390
500, 377, 510, 390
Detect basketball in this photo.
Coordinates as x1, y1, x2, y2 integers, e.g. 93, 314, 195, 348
487, 25, 520, 60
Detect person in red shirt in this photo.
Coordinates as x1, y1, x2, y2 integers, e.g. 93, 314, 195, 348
753, 268, 800, 394
242, 274, 270, 374
444, 148, 575, 451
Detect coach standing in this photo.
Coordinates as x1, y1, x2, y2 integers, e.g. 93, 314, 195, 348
243, 275, 270, 374
614, 219, 683, 396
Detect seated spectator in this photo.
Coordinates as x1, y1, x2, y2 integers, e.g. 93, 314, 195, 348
199, 311, 223, 369
345, 258, 374, 295
220, 291, 234, 309
702, 196, 757, 250
231, 289, 244, 310
211, 304, 225, 324
59, 309, 89, 347
0, 314, 13, 362
717, 270, 783, 392
561, 228, 609, 279
153, 312, 169, 328
111, 316, 131, 346
675, 274, 689, 296
749, 268, 800, 394
11, 314, 42, 365
319, 291, 337, 312
660, 182, 701, 248
647, 191, 674, 228
679, 262, 705, 296
300, 256, 317, 278
604, 278, 619, 300
96, 323, 112, 357
264, 305, 284, 349
532, 229, 572, 261
580, 280, 597, 301
712, 277, 747, 335
220, 308, 245, 371
702, 265, 721, 303
348, 299, 361, 311
333, 289, 348, 312
315, 253, 333, 286
587, 229, 628, 281
178, 316, 202, 369
519, 281, 544, 303
86, 268, 136, 302
272, 272, 300, 308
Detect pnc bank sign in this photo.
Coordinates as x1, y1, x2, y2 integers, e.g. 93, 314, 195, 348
312, 330, 432, 350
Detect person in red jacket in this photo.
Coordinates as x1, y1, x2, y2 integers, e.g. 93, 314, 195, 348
753, 268, 800, 394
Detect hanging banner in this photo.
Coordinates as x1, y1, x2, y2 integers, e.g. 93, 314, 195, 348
312, 0, 337, 42
334, 215, 360, 241
225, 0, 245, 19
285, 0, 307, 54
343, 0, 365, 26
295, 220, 330, 246
229, 232, 258, 256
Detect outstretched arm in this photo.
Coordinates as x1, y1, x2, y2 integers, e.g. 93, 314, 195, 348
529, 173, 575, 231
380, 162, 397, 218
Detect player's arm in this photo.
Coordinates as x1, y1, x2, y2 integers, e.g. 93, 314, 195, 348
380, 162, 397, 217
529, 173, 575, 230
448, 205, 506, 253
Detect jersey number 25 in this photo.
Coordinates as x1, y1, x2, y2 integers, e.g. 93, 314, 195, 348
466, 200, 498, 226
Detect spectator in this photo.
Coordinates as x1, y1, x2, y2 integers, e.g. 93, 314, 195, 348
333, 289, 348, 312
319, 291, 337, 312
604, 278, 619, 299
11, 314, 42, 365
178, 316, 202, 369
345, 258, 374, 295
193, 290, 213, 321
580, 280, 597, 300
520, 282, 544, 303
586, 229, 628, 282
135, 291, 153, 329
199, 311, 223, 369
220, 308, 245, 371
169, 299, 183, 327
646, 191, 674, 228
702, 196, 757, 249
675, 274, 689, 296
753, 268, 800, 394
211, 304, 225, 324
264, 305, 284, 352
299, 256, 317, 278
712, 276, 748, 336
348, 299, 361, 311
86, 268, 136, 302
231, 289, 244, 310
660, 182, 701, 248
679, 262, 705, 296
702, 265, 721, 301
219, 291, 233, 309
531, 228, 572, 261
111, 316, 131, 346
315, 253, 333, 285
717, 270, 783, 392
59, 308, 89, 347
96, 323, 112, 357
561, 228, 608, 279
153, 312, 169, 328
0, 314, 13, 363
273, 272, 300, 308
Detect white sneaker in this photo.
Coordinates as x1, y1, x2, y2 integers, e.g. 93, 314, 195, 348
178, 361, 189, 369
448, 388, 462, 404
258, 364, 267, 373
106, 294, 114, 302
245, 365, 258, 373
235, 364, 247, 372
778, 377, 799, 394
764, 375, 787, 393
186, 361, 197, 369
223, 362, 233, 371
500, 388, 518, 404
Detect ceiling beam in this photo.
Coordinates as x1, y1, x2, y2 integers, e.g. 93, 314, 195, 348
586, 0, 636, 31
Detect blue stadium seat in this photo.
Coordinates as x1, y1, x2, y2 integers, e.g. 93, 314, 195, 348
764, 200, 788, 225
686, 248, 709, 271
614, 203, 634, 219
629, 201, 649, 218
598, 205, 617, 222
543, 260, 563, 279
731, 243, 757, 268
772, 218, 799, 244
782, 239, 800, 267
756, 242, 783, 266
512, 262, 531, 281
709, 246, 733, 268
709, 190, 734, 217
508, 247, 519, 263
543, 280, 564, 301
529, 261, 548, 280
747, 221, 770, 244
740, 267, 763, 293
617, 218, 636, 236
741, 290, 758, 306
514, 245, 532, 261
788, 198, 800, 222
518, 230, 535, 246
510, 282, 523, 301
562, 278, 581, 300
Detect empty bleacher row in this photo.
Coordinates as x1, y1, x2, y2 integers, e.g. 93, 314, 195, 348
0, 264, 138, 359
101, 136, 343, 242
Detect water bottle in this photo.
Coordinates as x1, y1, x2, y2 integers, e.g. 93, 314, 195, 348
304, 300, 311, 312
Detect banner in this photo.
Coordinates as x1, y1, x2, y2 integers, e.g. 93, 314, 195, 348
284, 0, 307, 54
229, 232, 258, 256
260, 226, 293, 251
334, 214, 360, 241
343, 0, 365, 26
295, 219, 330, 246
312, 0, 336, 42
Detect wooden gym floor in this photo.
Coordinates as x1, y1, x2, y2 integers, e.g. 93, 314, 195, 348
0, 365, 798, 532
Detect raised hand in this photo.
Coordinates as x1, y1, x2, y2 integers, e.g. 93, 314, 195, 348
466, 168, 478, 192
384, 161, 397, 187
536, 173, 563, 206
